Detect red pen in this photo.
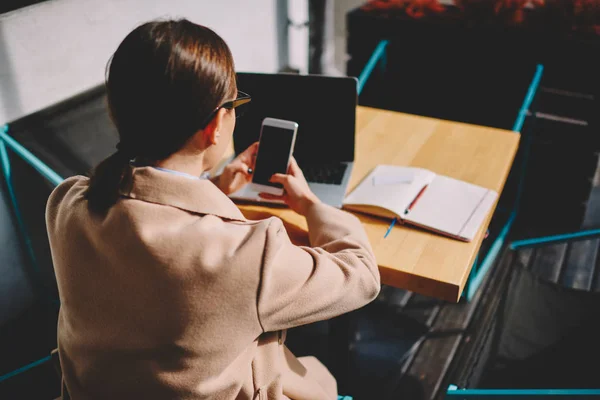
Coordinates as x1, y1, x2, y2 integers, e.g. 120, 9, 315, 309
404, 185, 428, 214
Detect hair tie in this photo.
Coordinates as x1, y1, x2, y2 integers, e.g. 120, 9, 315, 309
116, 142, 137, 159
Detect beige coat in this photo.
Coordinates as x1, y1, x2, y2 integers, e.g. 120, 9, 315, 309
46, 166, 380, 399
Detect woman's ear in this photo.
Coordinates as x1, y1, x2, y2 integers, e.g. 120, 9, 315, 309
204, 108, 228, 146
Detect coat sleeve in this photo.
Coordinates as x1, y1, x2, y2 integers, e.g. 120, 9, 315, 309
256, 202, 380, 332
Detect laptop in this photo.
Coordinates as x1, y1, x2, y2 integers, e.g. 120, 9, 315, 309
226, 72, 358, 208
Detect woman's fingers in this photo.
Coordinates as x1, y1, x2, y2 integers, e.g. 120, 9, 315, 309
230, 162, 252, 176
269, 173, 289, 185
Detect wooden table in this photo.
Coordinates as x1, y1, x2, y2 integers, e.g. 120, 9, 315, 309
235, 106, 520, 303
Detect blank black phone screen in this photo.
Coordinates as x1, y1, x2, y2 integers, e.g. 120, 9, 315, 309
252, 125, 295, 188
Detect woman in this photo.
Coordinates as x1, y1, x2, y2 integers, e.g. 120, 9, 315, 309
46, 19, 380, 400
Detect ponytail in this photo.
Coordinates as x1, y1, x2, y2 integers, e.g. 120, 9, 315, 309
85, 149, 132, 214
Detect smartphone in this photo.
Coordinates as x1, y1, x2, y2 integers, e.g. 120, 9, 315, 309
250, 117, 299, 196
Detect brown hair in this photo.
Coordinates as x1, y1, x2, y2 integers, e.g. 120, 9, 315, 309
85, 19, 236, 214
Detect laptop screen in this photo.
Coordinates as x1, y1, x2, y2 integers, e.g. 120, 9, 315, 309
233, 73, 357, 167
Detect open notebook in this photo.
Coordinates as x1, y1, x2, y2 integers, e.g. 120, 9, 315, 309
343, 165, 498, 242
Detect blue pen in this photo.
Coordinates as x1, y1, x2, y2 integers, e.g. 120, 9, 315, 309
384, 218, 397, 238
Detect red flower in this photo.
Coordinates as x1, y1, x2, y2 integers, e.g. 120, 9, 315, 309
362, 0, 445, 18
455, 0, 545, 24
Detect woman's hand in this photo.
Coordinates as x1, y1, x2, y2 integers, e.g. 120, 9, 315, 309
212, 142, 258, 195
259, 157, 321, 216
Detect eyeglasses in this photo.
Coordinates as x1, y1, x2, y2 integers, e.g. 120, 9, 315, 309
199, 91, 252, 129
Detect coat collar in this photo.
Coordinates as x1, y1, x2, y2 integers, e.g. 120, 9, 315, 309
119, 166, 246, 222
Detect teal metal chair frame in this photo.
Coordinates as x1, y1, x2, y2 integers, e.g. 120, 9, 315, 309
0, 124, 62, 306
510, 228, 600, 250
0, 354, 52, 384
446, 385, 600, 398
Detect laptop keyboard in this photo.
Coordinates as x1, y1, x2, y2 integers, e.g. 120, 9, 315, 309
303, 163, 348, 185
